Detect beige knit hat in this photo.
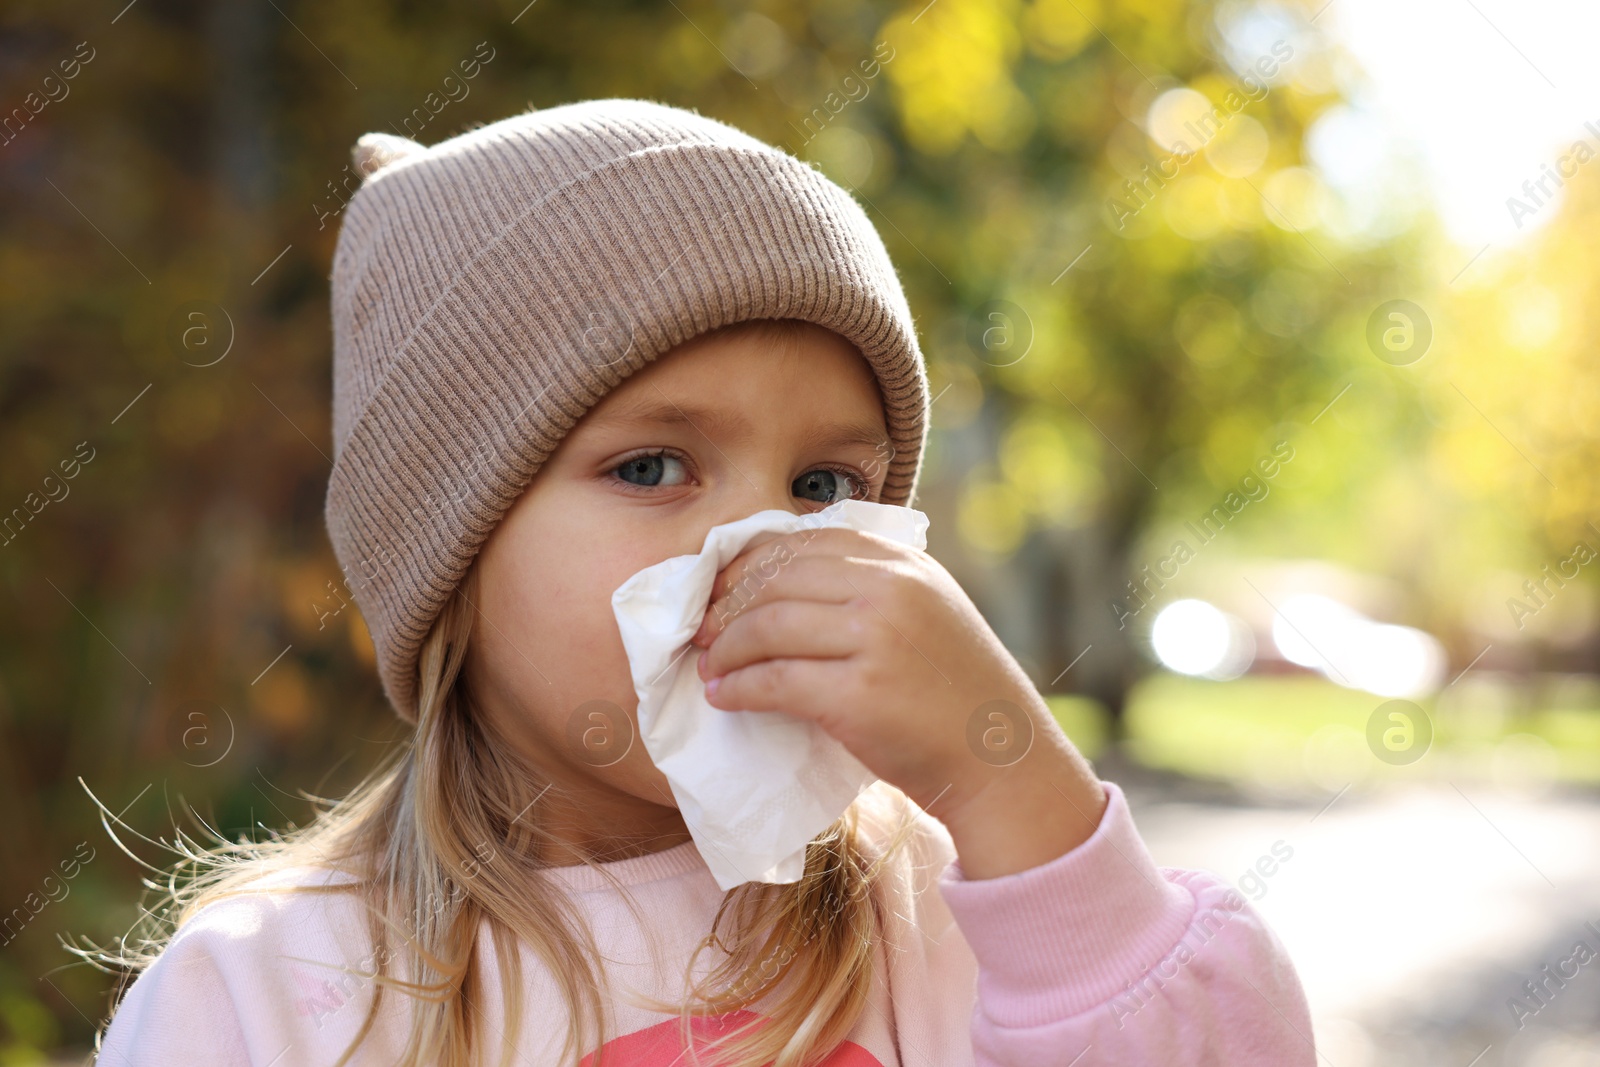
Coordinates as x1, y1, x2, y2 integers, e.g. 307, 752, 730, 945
325, 97, 930, 723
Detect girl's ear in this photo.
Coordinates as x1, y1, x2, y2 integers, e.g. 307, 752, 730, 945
351, 132, 426, 183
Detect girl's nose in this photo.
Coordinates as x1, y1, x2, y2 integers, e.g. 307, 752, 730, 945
708, 476, 811, 529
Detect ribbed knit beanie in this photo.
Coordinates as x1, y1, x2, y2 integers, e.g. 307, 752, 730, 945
325, 97, 930, 724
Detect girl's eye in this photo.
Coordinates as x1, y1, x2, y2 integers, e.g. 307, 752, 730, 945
793, 467, 864, 505
609, 452, 869, 503
613, 451, 690, 489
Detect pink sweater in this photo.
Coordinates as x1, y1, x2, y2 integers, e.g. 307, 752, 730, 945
96, 780, 1314, 1065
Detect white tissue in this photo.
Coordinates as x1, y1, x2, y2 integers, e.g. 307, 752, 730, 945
610, 498, 931, 891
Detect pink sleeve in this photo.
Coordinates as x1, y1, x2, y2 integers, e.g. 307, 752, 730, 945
95, 922, 254, 1066
935, 780, 1316, 1066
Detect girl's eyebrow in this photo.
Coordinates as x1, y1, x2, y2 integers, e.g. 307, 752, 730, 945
596, 398, 890, 454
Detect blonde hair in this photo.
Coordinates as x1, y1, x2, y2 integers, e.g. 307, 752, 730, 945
84, 556, 925, 1067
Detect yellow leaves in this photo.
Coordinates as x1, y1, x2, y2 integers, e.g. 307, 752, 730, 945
251, 658, 312, 737
1162, 176, 1226, 241
662, 20, 724, 89
1116, 0, 1185, 19
928, 358, 983, 430
281, 560, 336, 640
1145, 87, 1213, 154
1499, 281, 1562, 352
881, 0, 1032, 154
1542, 472, 1595, 539
1205, 115, 1269, 178
958, 476, 1028, 555
1122, 75, 1273, 242
1215, 171, 1264, 227
720, 12, 793, 80
958, 412, 1107, 557
1424, 272, 1578, 531
971, 82, 1037, 152
1174, 292, 1243, 365
1039, 64, 1111, 143
804, 124, 884, 191
1000, 414, 1106, 522
1004, 322, 1091, 398
1259, 166, 1329, 231
1427, 360, 1544, 505
1198, 411, 1270, 487
1429, 417, 1519, 500
1023, 0, 1097, 63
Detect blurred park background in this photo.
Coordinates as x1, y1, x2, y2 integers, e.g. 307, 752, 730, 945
4, 0, 1600, 1062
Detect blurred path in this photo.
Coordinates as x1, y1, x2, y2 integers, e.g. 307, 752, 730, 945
1099, 752, 1600, 1066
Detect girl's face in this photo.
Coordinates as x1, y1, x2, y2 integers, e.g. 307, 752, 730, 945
463, 321, 893, 860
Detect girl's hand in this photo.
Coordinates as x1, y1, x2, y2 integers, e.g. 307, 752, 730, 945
688, 526, 1107, 878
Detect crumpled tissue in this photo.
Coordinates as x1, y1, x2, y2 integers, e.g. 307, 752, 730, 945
610, 498, 930, 891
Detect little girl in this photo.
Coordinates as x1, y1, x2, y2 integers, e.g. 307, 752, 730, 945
93, 98, 1313, 1066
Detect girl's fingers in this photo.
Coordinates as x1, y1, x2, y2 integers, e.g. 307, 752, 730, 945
698, 598, 865, 681
709, 527, 908, 602
697, 547, 906, 646
703, 654, 859, 722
